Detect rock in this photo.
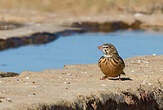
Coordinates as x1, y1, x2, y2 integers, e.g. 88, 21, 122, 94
0, 72, 19, 78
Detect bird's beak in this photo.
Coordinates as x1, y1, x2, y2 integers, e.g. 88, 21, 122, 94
98, 46, 103, 50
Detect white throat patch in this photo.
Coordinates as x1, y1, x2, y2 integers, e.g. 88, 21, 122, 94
104, 55, 112, 58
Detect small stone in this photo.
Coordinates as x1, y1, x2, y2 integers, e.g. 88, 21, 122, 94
62, 72, 66, 75
142, 80, 146, 85
0, 97, 5, 99
148, 83, 152, 86
66, 78, 69, 81
59, 76, 62, 79
64, 82, 71, 84
81, 72, 87, 74
131, 70, 134, 73
33, 86, 37, 88
6, 98, 12, 102
26, 77, 29, 80
134, 13, 143, 17
101, 84, 106, 87
67, 82, 71, 84
142, 60, 149, 64
137, 60, 141, 63
65, 87, 69, 89
33, 93, 36, 95
32, 81, 36, 84
67, 73, 71, 76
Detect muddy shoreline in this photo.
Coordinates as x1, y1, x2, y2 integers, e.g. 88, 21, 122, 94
0, 20, 141, 50
0, 18, 163, 51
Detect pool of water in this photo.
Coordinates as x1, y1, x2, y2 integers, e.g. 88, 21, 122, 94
0, 30, 163, 73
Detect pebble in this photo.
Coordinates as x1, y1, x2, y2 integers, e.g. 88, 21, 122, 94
32, 81, 36, 84
33, 86, 37, 89
67, 73, 72, 76
59, 76, 63, 79
142, 80, 146, 85
81, 72, 87, 74
25, 77, 29, 80
137, 60, 141, 63
137, 60, 149, 64
0, 97, 12, 103
148, 83, 152, 86
134, 13, 143, 17
142, 60, 149, 64
6, 98, 12, 102
62, 72, 67, 75
65, 78, 69, 81
64, 82, 71, 84
101, 84, 106, 87
131, 70, 134, 73
65, 87, 69, 89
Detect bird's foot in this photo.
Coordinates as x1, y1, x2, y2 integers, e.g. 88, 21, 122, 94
100, 76, 108, 80
118, 75, 122, 80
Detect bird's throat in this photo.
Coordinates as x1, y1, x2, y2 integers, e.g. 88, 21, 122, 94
104, 54, 112, 58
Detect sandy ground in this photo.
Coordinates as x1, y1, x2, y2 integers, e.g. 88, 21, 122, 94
0, 12, 163, 40
0, 55, 162, 110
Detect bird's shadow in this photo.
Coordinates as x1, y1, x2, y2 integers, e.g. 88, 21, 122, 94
108, 77, 132, 81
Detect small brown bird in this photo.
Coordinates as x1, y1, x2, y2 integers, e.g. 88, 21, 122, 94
98, 43, 125, 80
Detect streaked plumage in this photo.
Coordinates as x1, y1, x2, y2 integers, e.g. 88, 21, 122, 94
98, 43, 125, 80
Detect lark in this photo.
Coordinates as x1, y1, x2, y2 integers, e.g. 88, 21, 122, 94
98, 43, 125, 80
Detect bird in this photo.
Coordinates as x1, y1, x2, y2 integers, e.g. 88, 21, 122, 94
98, 43, 125, 80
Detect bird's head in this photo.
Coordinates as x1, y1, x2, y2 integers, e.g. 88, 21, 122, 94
98, 43, 118, 57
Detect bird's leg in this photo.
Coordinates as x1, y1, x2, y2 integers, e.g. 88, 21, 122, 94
100, 75, 108, 80
118, 75, 121, 80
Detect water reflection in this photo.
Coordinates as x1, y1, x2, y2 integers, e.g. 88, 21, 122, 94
0, 30, 163, 73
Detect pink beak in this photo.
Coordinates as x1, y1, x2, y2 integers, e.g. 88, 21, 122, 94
98, 46, 103, 50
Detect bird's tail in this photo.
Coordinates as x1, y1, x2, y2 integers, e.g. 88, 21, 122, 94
121, 71, 126, 75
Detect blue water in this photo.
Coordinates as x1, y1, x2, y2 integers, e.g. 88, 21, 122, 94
0, 30, 163, 73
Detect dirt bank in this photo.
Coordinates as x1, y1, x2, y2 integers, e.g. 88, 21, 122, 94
0, 55, 162, 110
0, 0, 163, 15
0, 14, 163, 51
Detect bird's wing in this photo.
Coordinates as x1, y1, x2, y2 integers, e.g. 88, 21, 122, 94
114, 55, 125, 68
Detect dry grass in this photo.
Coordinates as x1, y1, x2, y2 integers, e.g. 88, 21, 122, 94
0, 0, 163, 14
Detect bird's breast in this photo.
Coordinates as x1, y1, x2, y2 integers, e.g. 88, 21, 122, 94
98, 56, 123, 77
